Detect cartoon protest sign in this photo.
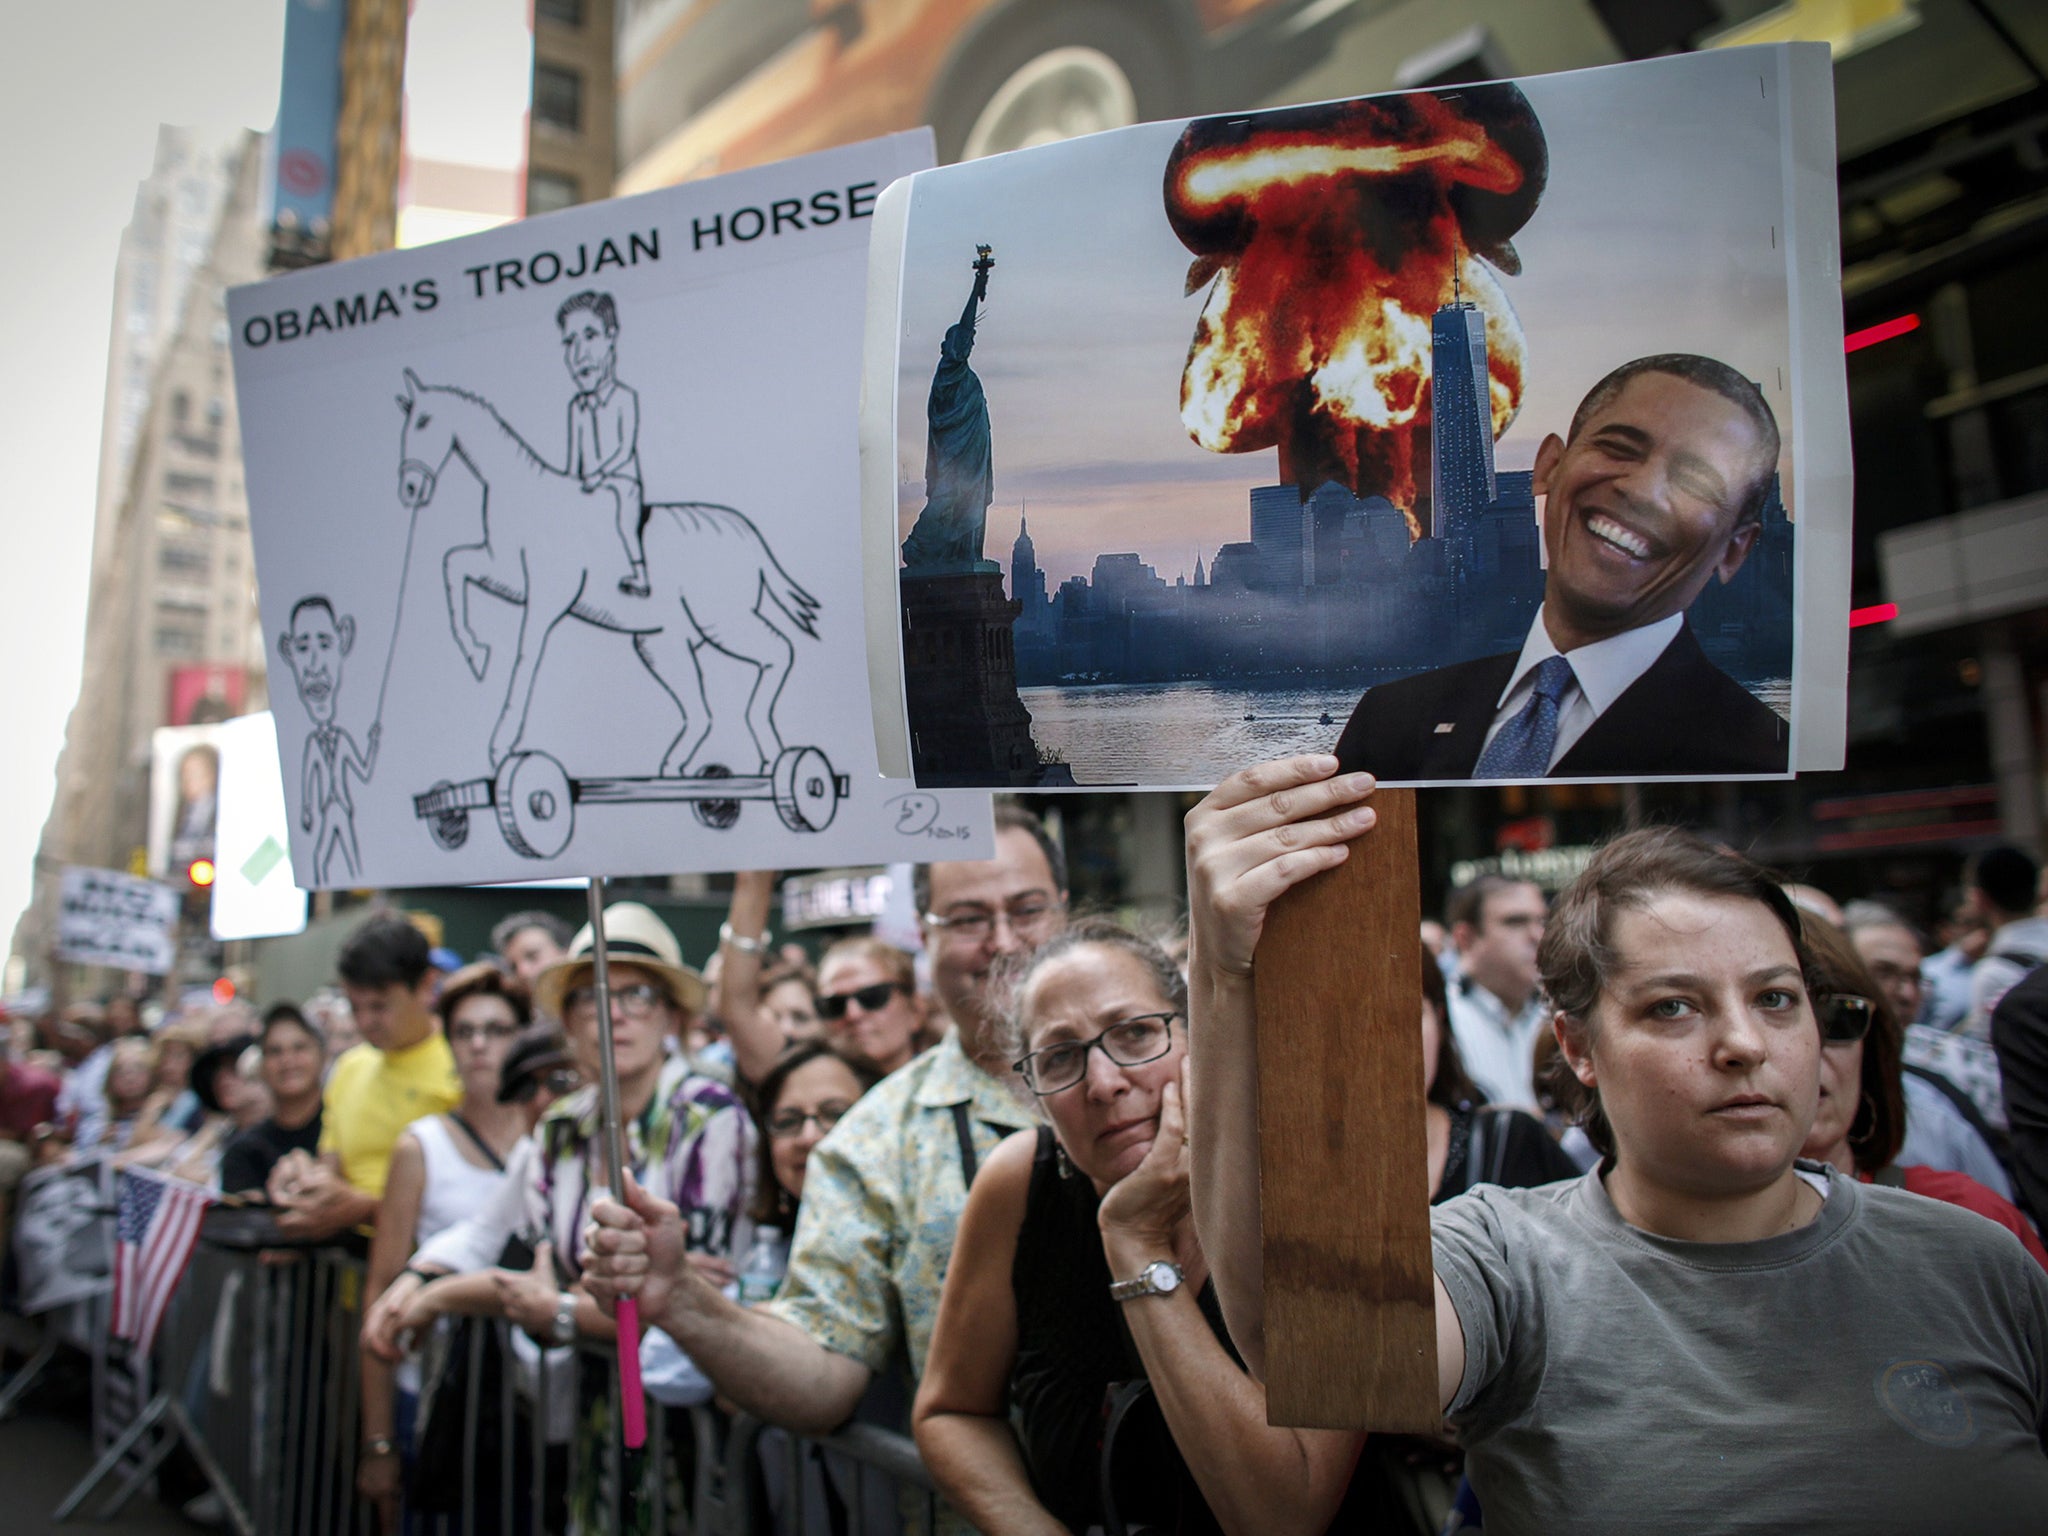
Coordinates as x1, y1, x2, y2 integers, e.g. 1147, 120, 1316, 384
231, 132, 991, 889
862, 46, 1850, 790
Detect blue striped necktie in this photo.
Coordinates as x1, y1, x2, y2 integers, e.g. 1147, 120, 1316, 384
1474, 655, 1577, 779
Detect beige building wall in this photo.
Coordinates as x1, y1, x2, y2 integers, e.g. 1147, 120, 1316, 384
528, 0, 616, 213
18, 133, 270, 991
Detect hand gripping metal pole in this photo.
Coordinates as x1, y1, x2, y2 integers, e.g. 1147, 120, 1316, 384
586, 877, 647, 1448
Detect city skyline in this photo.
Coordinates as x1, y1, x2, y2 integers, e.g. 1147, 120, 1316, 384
895, 50, 1800, 608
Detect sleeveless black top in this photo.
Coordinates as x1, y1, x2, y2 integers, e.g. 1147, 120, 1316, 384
1009, 1127, 1231, 1536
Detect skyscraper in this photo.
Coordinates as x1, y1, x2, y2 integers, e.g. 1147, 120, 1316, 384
1429, 287, 1496, 579
1010, 513, 1049, 636
1249, 483, 1312, 589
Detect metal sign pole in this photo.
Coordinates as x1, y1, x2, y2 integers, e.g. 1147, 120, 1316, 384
585, 876, 646, 1448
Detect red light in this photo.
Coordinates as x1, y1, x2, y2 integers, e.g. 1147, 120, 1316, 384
1845, 314, 1920, 354
212, 977, 236, 1004
188, 858, 216, 887
1850, 603, 1898, 628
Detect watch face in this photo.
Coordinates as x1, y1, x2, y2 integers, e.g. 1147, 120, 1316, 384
1146, 1261, 1182, 1294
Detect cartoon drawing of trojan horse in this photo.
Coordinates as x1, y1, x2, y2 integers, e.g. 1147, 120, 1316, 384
393, 369, 819, 776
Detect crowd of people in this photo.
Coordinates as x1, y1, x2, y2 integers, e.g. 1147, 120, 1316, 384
4, 777, 2048, 1532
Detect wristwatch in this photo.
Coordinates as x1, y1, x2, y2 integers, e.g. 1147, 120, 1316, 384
1109, 1260, 1184, 1303
549, 1292, 577, 1345
362, 1436, 397, 1458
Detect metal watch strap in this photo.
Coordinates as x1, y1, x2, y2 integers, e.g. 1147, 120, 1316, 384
718, 921, 767, 955
1108, 1260, 1183, 1302
550, 1292, 577, 1344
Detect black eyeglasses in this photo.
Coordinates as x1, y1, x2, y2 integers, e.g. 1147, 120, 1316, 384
510, 1066, 582, 1103
563, 983, 668, 1022
766, 1101, 854, 1139
1817, 993, 1874, 1044
1013, 1013, 1179, 1096
816, 982, 904, 1021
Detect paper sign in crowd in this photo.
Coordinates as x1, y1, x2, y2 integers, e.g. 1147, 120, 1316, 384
230, 49, 1852, 890
862, 45, 1850, 791
230, 132, 995, 890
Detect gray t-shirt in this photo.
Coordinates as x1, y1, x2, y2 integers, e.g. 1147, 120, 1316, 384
1433, 1163, 2048, 1533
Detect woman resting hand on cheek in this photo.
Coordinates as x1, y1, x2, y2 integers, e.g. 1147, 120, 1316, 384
912, 919, 1365, 1536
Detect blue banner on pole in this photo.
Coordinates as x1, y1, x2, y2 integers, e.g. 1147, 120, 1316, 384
274, 0, 347, 234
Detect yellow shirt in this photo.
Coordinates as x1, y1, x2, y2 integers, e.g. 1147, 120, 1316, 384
318, 1032, 461, 1197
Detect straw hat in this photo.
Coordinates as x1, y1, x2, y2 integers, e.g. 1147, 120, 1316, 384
533, 901, 707, 1020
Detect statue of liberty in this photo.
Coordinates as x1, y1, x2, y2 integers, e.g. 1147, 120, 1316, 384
901, 246, 997, 573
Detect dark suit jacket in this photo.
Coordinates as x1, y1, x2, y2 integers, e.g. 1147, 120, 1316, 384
1333, 621, 1789, 780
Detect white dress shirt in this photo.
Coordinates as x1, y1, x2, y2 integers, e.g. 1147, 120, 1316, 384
1445, 972, 1552, 1111
1478, 612, 1684, 771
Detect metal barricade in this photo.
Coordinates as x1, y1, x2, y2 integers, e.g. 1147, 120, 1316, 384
33, 1214, 946, 1536
52, 1217, 370, 1536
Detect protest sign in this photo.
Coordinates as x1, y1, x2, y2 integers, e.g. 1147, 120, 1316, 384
863, 45, 1849, 790
56, 867, 180, 974
211, 712, 309, 942
229, 131, 991, 889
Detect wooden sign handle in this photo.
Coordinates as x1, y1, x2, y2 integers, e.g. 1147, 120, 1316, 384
1251, 787, 1438, 1430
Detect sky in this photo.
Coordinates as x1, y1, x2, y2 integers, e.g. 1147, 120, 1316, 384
0, 3, 284, 971
893, 47, 1802, 595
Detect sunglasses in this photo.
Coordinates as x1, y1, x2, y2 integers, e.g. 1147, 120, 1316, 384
1816, 993, 1875, 1044
816, 982, 904, 1021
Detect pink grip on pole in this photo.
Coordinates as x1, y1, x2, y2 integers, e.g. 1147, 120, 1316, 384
617, 1296, 646, 1448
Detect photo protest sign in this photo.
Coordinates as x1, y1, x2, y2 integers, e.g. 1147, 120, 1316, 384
230, 132, 994, 888
862, 46, 1849, 790
56, 867, 180, 974
212, 712, 309, 942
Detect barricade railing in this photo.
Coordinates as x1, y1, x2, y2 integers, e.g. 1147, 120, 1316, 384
25, 1211, 945, 1536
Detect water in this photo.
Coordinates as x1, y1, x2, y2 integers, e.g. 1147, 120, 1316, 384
1021, 681, 1358, 785
1021, 676, 1795, 787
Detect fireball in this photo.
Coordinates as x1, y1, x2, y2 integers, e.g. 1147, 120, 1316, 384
1166, 86, 1547, 531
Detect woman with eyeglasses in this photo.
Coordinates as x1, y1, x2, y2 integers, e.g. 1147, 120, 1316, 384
915, 918, 1367, 1536
752, 1041, 883, 1237
1799, 918, 2046, 1268
1187, 758, 2048, 1533
358, 963, 530, 1530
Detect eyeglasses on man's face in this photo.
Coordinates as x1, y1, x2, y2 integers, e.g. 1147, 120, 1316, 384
1014, 1013, 1179, 1096
767, 1101, 854, 1139
1816, 992, 1875, 1044
562, 982, 669, 1024
923, 895, 1063, 946
816, 981, 904, 1021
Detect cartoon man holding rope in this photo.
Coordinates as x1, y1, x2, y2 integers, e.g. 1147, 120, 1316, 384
279, 595, 380, 884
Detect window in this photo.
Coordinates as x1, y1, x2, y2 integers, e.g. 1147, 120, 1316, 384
527, 171, 581, 216
154, 625, 203, 658
164, 470, 214, 496
537, 0, 583, 25
158, 544, 210, 577
534, 64, 582, 132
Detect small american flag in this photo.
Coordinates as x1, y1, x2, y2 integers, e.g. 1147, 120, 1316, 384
111, 1167, 217, 1357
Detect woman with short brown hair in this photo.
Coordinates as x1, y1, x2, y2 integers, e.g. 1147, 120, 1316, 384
1188, 757, 2048, 1533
